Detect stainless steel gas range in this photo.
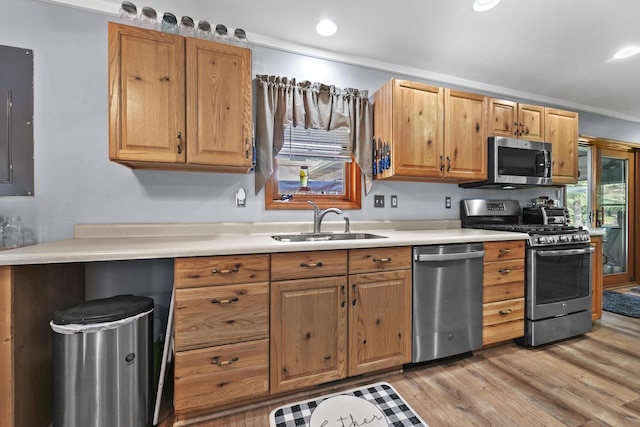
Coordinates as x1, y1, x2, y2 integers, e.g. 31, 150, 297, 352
461, 199, 594, 347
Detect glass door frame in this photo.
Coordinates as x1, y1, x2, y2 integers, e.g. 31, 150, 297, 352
575, 136, 637, 288
598, 147, 635, 287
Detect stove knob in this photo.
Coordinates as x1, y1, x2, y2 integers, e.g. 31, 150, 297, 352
537, 236, 546, 244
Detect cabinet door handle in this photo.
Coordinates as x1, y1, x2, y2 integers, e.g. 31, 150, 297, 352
439, 155, 445, 171
499, 249, 512, 254
499, 308, 513, 316
211, 356, 239, 366
498, 268, 512, 274
373, 257, 392, 263
177, 132, 183, 154
446, 156, 451, 172
300, 262, 323, 268
211, 267, 240, 274
352, 283, 357, 306
211, 297, 239, 304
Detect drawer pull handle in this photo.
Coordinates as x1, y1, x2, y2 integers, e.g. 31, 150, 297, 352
300, 262, 323, 268
211, 356, 239, 366
211, 297, 239, 304
499, 249, 513, 253
498, 268, 512, 274
373, 257, 392, 263
211, 267, 239, 274
499, 308, 513, 316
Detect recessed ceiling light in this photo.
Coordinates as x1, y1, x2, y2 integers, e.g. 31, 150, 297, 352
316, 19, 338, 37
473, 0, 502, 12
613, 46, 640, 59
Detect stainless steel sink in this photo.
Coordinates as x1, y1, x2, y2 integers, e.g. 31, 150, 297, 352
271, 232, 387, 242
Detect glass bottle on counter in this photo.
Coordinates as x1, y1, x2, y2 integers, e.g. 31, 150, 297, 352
4, 216, 24, 248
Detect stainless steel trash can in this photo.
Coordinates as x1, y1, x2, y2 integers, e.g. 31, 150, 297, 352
51, 295, 154, 427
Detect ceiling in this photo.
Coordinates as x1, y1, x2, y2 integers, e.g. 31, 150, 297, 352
44, 0, 640, 123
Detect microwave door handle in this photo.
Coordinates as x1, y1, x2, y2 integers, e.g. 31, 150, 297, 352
545, 151, 552, 177
535, 151, 546, 176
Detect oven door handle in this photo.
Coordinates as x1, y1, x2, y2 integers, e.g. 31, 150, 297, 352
416, 250, 485, 262
536, 247, 595, 257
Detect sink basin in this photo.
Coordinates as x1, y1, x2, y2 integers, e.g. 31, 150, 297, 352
271, 232, 387, 242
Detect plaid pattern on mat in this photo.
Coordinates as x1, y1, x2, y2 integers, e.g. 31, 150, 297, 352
269, 382, 428, 427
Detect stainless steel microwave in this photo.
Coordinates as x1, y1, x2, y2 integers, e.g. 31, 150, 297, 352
460, 136, 552, 189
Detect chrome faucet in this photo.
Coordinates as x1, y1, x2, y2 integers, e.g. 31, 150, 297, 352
308, 201, 343, 234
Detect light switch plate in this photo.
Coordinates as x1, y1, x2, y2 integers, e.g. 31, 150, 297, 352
374, 195, 385, 208
391, 195, 398, 208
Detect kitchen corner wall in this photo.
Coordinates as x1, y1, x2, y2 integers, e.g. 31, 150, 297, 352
2, 0, 639, 244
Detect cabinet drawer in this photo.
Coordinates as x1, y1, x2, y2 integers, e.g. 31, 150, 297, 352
484, 240, 525, 262
483, 298, 525, 326
483, 280, 525, 303
174, 339, 269, 414
483, 259, 525, 287
271, 250, 347, 280
175, 254, 269, 288
175, 282, 268, 350
349, 246, 411, 273
482, 319, 525, 346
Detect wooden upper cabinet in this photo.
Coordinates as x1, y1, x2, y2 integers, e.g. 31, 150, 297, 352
372, 79, 487, 182
489, 98, 545, 142
444, 89, 487, 181
186, 37, 252, 169
108, 22, 252, 173
108, 22, 186, 164
373, 79, 444, 179
545, 108, 579, 184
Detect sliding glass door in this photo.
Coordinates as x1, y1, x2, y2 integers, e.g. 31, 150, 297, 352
566, 144, 636, 288
598, 149, 635, 286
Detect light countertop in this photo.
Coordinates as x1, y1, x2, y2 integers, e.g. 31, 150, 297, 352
0, 220, 534, 266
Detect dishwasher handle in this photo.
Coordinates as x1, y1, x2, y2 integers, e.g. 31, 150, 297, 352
415, 250, 485, 262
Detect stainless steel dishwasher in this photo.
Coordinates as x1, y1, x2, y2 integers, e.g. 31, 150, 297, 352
412, 243, 484, 363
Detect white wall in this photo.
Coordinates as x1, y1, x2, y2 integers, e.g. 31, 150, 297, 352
1, 0, 639, 244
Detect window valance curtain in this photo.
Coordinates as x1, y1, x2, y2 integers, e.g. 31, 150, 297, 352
254, 75, 372, 195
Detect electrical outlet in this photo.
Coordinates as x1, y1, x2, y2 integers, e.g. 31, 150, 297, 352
374, 195, 385, 208
445, 196, 451, 209
391, 195, 398, 208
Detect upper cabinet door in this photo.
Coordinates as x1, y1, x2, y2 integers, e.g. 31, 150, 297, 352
186, 39, 252, 169
444, 89, 487, 180
108, 22, 186, 164
518, 104, 545, 142
488, 98, 517, 138
372, 79, 444, 180
488, 99, 544, 142
392, 80, 444, 178
546, 108, 579, 184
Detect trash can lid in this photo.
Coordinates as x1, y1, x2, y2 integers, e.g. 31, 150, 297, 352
52, 294, 154, 325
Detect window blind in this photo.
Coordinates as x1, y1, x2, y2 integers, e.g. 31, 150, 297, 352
277, 125, 352, 162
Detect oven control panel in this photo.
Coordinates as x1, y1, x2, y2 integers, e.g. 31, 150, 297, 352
530, 231, 591, 246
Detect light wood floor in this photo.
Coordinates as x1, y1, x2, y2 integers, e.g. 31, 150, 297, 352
164, 311, 640, 427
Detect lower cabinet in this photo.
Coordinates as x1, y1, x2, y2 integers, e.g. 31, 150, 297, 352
270, 247, 412, 394
174, 339, 270, 412
173, 255, 270, 416
348, 269, 412, 375
482, 240, 526, 346
270, 275, 348, 393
